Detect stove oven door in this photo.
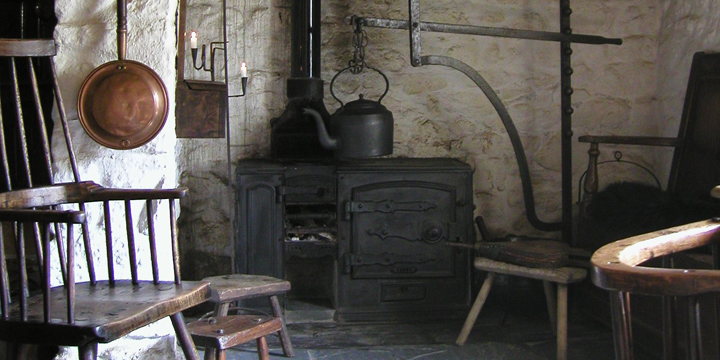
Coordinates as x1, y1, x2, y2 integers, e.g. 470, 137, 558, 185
336, 159, 473, 321
344, 182, 459, 279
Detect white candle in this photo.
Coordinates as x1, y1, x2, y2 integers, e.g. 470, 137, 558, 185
240, 62, 248, 77
190, 31, 197, 50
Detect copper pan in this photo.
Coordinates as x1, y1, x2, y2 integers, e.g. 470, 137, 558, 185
77, 0, 168, 150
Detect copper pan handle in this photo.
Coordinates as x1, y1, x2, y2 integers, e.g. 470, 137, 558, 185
117, 0, 127, 60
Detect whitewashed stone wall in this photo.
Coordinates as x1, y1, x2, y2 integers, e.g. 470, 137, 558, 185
652, 0, 720, 181
52, 0, 181, 358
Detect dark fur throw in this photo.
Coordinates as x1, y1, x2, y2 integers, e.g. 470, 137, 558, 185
583, 182, 720, 250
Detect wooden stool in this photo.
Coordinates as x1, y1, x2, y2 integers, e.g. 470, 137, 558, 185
202, 274, 294, 359
456, 257, 587, 360
188, 315, 282, 360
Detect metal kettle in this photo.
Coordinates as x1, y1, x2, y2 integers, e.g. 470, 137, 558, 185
303, 66, 394, 159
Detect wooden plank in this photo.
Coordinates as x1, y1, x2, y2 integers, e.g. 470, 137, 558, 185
202, 274, 290, 303
187, 315, 282, 350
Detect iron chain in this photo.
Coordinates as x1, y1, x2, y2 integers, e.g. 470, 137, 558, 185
348, 16, 369, 74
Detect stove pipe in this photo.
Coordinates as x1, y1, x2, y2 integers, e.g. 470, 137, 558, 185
270, 0, 333, 159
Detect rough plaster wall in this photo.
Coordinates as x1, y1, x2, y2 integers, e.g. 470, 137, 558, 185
317, 0, 661, 236
178, 0, 662, 266
652, 0, 720, 181
52, 0, 181, 357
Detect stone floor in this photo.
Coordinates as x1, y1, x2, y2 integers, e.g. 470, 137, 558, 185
194, 277, 625, 360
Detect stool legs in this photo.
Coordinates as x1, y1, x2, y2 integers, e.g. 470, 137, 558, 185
204, 303, 233, 360
210, 336, 271, 360
215, 348, 226, 360
270, 295, 295, 357
556, 284, 568, 360
203, 297, 294, 360
543, 281, 558, 334
456, 272, 497, 346
456, 275, 571, 360
257, 337, 270, 360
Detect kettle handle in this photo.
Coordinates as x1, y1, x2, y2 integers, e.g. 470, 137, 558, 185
330, 65, 390, 107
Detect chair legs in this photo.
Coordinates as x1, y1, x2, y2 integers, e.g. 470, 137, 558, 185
610, 291, 633, 360
171, 312, 201, 360
456, 272, 496, 346
7, 343, 26, 360
78, 341, 98, 360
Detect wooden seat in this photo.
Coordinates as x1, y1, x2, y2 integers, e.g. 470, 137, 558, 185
455, 217, 587, 360
0, 38, 210, 359
592, 218, 720, 360
188, 315, 283, 360
197, 274, 294, 359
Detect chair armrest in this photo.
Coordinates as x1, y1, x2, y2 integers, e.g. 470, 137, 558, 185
0, 182, 188, 209
0, 209, 86, 223
591, 219, 720, 297
86, 186, 189, 202
578, 135, 679, 147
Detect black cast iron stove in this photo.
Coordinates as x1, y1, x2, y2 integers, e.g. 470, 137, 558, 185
235, 0, 474, 321
235, 158, 474, 321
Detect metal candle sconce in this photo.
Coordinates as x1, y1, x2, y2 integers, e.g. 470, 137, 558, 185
189, 31, 248, 97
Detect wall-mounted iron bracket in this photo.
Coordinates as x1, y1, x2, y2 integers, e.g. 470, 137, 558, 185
347, 0, 622, 244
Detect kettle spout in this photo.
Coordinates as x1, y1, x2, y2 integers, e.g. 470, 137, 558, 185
303, 108, 339, 151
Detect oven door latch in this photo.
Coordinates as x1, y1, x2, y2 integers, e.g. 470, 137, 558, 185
344, 200, 437, 220
343, 252, 436, 274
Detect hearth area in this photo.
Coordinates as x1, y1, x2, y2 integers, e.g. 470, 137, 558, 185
235, 158, 474, 321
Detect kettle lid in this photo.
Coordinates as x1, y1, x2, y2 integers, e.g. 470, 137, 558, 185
342, 94, 390, 115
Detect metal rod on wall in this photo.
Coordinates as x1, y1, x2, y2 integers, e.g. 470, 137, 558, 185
349, 16, 622, 46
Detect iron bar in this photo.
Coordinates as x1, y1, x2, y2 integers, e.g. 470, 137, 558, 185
408, 2, 422, 66
560, 1, 573, 243
347, 16, 622, 46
